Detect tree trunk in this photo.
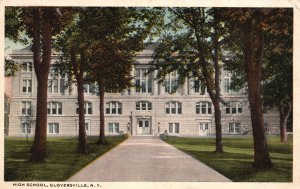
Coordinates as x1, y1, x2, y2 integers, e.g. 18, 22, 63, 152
213, 101, 223, 153
71, 49, 88, 153
97, 83, 107, 145
212, 19, 223, 153
31, 8, 53, 162
76, 74, 88, 153
195, 25, 224, 153
279, 103, 291, 143
243, 18, 272, 169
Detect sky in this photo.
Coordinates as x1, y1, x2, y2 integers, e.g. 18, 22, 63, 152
5, 38, 27, 58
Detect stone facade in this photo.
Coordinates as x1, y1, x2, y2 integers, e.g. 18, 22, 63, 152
7, 46, 280, 137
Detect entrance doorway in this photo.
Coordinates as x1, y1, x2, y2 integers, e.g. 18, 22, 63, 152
137, 118, 151, 135
199, 122, 211, 136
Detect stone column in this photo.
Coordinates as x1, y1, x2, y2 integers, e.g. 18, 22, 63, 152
160, 83, 165, 96
183, 78, 188, 95
130, 66, 135, 96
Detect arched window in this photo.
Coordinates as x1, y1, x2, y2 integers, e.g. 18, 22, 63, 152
136, 101, 152, 110
226, 101, 242, 114
165, 101, 182, 114
106, 101, 122, 115
196, 101, 212, 114
76, 101, 93, 115
47, 102, 62, 115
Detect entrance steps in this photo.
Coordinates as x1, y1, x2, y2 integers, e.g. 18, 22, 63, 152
130, 135, 160, 139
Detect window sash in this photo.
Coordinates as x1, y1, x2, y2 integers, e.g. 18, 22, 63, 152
48, 123, 59, 134
22, 80, 32, 93
196, 102, 212, 114
169, 123, 179, 133
48, 78, 65, 94
108, 123, 119, 133
226, 102, 242, 114
166, 101, 181, 114
76, 102, 92, 115
224, 78, 230, 93
106, 102, 122, 114
48, 102, 62, 115
21, 123, 31, 134
22, 62, 32, 72
169, 123, 173, 133
229, 122, 241, 134
22, 102, 31, 115
135, 69, 152, 93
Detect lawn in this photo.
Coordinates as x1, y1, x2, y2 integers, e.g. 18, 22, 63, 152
4, 135, 128, 181
163, 135, 293, 182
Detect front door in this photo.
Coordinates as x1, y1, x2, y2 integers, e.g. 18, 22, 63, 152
199, 122, 211, 136
137, 118, 151, 135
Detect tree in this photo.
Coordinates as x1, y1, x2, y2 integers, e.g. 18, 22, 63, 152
262, 16, 293, 142
83, 7, 163, 144
56, 9, 90, 153
5, 7, 74, 161
150, 8, 227, 153
221, 8, 292, 168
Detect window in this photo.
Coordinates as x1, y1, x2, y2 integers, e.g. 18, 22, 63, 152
47, 102, 62, 115
21, 101, 31, 115
22, 80, 32, 93
226, 101, 242, 114
135, 68, 152, 93
136, 101, 152, 110
48, 123, 59, 134
196, 101, 212, 114
194, 80, 206, 95
48, 78, 65, 94
84, 83, 98, 94
76, 121, 91, 134
76, 101, 93, 115
22, 62, 32, 72
223, 69, 230, 77
229, 122, 241, 134
165, 71, 178, 93
169, 123, 179, 134
21, 122, 31, 134
264, 122, 268, 133
166, 101, 182, 114
224, 78, 230, 94
108, 123, 119, 133
85, 122, 90, 133
106, 102, 122, 115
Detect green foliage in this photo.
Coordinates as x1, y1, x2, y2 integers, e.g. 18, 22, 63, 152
55, 8, 164, 93
4, 58, 19, 77
5, 7, 27, 43
164, 136, 293, 182
150, 8, 228, 98
5, 136, 128, 181
262, 11, 293, 110
221, 8, 293, 128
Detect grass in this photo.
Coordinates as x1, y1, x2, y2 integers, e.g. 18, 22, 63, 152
163, 135, 293, 182
4, 135, 128, 181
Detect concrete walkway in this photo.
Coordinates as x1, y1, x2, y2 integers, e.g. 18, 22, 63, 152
68, 136, 231, 182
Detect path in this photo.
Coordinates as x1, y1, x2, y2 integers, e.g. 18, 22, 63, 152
68, 136, 231, 182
